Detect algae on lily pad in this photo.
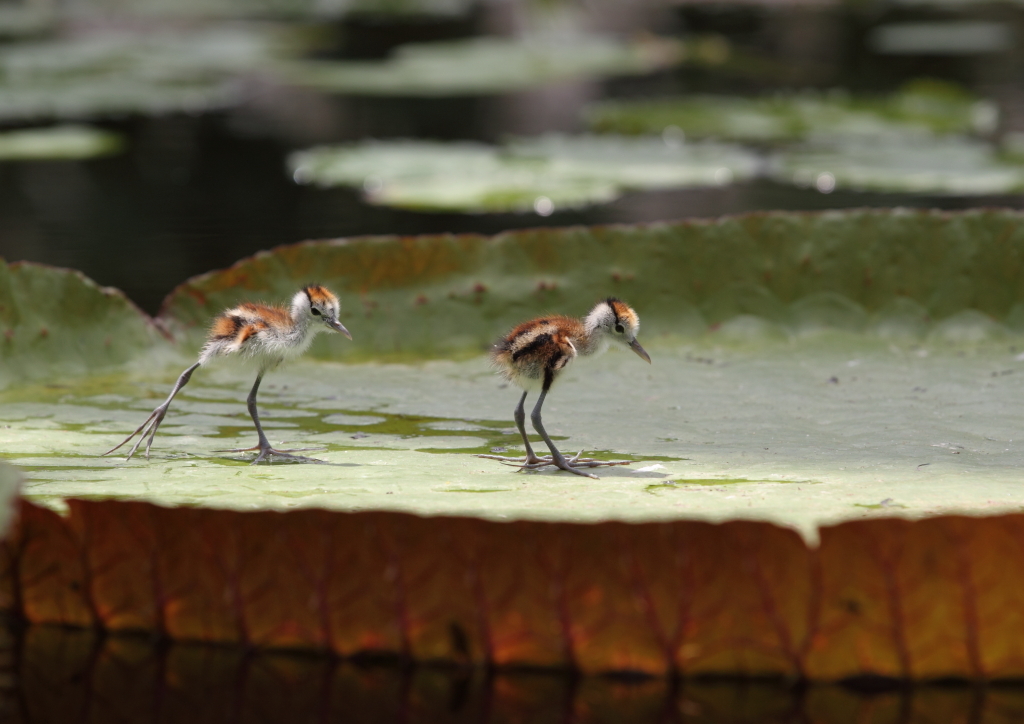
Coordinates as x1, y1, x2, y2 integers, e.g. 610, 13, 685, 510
585, 80, 996, 142
275, 33, 684, 96
0, 26, 302, 122
0, 125, 124, 161
770, 135, 1024, 195
288, 134, 760, 212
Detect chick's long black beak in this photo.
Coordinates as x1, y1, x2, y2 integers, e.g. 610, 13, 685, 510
629, 338, 651, 364
328, 319, 353, 340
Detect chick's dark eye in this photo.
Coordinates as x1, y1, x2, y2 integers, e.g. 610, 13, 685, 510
614, 324, 624, 333
311, 308, 321, 316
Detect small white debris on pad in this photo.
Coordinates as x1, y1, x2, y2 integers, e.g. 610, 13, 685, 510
634, 464, 667, 473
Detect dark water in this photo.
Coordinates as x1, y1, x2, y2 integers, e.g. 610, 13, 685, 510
1, 5, 1023, 315
4, 623, 1024, 724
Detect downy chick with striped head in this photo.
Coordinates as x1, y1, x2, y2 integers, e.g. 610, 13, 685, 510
104, 285, 352, 463
481, 297, 651, 479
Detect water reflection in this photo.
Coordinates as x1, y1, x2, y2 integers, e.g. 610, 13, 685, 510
3, 623, 1024, 724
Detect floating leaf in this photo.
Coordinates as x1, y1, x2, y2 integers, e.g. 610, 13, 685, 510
275, 33, 684, 96
62, 0, 474, 19
506, 134, 760, 188
0, 5, 55, 38
0, 125, 124, 161
868, 20, 1014, 55
157, 208, 1024, 360
769, 135, 1024, 194
0, 27, 302, 122
10, 491, 1024, 677
5, 336, 1024, 537
292, 139, 620, 212
288, 135, 760, 212
5, 210, 1024, 678
585, 80, 996, 142
0, 260, 172, 391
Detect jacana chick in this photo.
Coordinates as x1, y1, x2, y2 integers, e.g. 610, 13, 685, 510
104, 285, 352, 463
481, 297, 651, 479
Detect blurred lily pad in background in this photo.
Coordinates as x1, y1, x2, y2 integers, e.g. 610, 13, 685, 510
770, 135, 1024, 195
288, 135, 760, 212
60, 0, 475, 19
0, 5, 55, 38
0, 125, 124, 161
584, 80, 997, 143
275, 33, 686, 96
0, 26, 684, 121
0, 259, 172, 390
0, 26, 304, 122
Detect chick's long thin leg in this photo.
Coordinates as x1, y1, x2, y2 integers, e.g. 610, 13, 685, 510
215, 371, 326, 464
477, 391, 554, 465
479, 390, 630, 471
516, 387, 633, 477
523, 388, 597, 479
103, 362, 202, 460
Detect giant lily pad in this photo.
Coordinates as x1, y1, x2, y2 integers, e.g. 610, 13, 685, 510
584, 80, 997, 142
274, 33, 684, 96
0, 26, 303, 122
0, 259, 172, 391
769, 135, 1024, 194
7, 209, 1024, 678
288, 135, 760, 212
157, 208, 1024, 357
5, 335, 1024, 539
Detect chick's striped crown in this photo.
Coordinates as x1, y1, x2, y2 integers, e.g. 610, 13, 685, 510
303, 284, 338, 309
606, 297, 639, 332
296, 283, 341, 322
582, 297, 640, 340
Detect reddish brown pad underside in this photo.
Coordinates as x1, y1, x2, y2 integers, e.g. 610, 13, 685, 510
3, 499, 1023, 680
